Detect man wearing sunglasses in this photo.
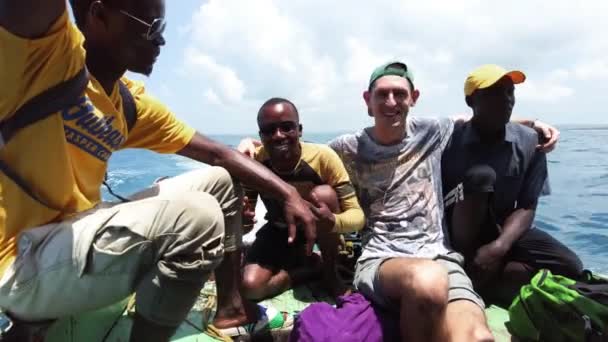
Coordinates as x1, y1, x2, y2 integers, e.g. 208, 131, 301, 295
0, 1, 317, 341
236, 99, 364, 315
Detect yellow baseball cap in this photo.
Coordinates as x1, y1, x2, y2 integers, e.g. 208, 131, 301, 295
464, 64, 526, 96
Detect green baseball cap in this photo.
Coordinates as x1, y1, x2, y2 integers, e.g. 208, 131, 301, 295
368, 61, 415, 90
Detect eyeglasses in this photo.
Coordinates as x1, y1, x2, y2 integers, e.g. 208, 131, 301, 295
259, 122, 298, 136
118, 9, 166, 41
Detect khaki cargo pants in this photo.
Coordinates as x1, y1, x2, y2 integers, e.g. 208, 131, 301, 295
0, 166, 242, 327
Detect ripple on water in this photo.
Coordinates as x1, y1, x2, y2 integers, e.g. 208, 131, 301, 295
590, 213, 608, 229
535, 219, 560, 233
573, 233, 608, 255
579, 220, 608, 230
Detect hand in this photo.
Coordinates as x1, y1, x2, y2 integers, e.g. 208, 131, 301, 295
237, 138, 262, 158
308, 193, 336, 233
532, 120, 560, 153
242, 196, 257, 226
472, 240, 508, 276
283, 189, 317, 256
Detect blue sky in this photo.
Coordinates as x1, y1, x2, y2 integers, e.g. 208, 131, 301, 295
124, 0, 607, 135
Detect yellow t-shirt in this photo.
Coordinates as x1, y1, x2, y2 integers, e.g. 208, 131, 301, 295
245, 142, 365, 234
0, 12, 196, 274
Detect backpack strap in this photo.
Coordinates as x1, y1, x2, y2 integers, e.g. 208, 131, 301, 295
0, 68, 90, 211
571, 282, 608, 306
0, 68, 89, 148
0, 159, 65, 211
101, 81, 137, 203
118, 81, 137, 133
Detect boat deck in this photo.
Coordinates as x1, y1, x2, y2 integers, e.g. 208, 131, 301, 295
45, 280, 513, 341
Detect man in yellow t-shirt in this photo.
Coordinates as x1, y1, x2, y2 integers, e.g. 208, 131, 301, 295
0, 1, 317, 341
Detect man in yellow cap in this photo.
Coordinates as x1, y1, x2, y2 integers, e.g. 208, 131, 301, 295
441, 65, 583, 306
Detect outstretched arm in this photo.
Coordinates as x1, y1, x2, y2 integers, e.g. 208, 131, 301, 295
0, 0, 66, 38
450, 114, 560, 152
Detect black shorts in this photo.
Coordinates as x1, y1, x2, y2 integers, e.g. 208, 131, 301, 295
245, 223, 307, 272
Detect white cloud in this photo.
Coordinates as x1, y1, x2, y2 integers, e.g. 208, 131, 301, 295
573, 60, 608, 81
203, 89, 221, 105
518, 81, 574, 103
170, 0, 608, 133
516, 68, 575, 103
183, 48, 246, 104
344, 37, 387, 85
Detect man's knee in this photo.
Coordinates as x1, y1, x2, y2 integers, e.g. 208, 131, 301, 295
473, 326, 495, 342
188, 167, 243, 252
309, 185, 339, 213
191, 166, 243, 211
205, 166, 234, 192
241, 268, 270, 300
515, 229, 585, 278
447, 300, 494, 342
400, 260, 449, 308
462, 319, 495, 342
161, 192, 226, 261
550, 243, 584, 277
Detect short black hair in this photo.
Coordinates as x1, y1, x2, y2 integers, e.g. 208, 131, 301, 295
257, 97, 299, 121
69, 0, 92, 28
70, 0, 122, 29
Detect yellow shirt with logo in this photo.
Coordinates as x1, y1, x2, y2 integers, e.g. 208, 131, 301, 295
0, 12, 196, 274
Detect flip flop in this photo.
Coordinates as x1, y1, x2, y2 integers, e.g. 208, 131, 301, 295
204, 324, 233, 342
205, 304, 294, 338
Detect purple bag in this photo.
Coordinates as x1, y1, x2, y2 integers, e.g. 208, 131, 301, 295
288, 293, 399, 342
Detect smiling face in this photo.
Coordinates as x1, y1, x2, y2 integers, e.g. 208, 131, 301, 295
257, 101, 302, 167
364, 75, 420, 132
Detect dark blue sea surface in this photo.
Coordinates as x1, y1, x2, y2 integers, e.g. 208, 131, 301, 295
105, 127, 608, 274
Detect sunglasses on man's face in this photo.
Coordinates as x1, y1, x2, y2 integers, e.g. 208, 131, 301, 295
259, 121, 298, 136
118, 9, 166, 41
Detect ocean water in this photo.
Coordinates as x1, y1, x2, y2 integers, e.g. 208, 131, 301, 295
104, 127, 608, 274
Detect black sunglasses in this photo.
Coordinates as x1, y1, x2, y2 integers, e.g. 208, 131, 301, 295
96, 0, 166, 41
119, 9, 166, 41
97, 0, 166, 41
259, 121, 298, 136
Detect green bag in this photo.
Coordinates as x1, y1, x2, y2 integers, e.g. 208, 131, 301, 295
506, 269, 608, 342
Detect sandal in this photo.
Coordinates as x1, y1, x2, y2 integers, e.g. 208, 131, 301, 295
205, 304, 293, 338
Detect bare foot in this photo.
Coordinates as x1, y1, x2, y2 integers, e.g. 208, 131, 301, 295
212, 300, 259, 329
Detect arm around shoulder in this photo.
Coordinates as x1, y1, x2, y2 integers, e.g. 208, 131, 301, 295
512, 117, 560, 152
0, 0, 66, 38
